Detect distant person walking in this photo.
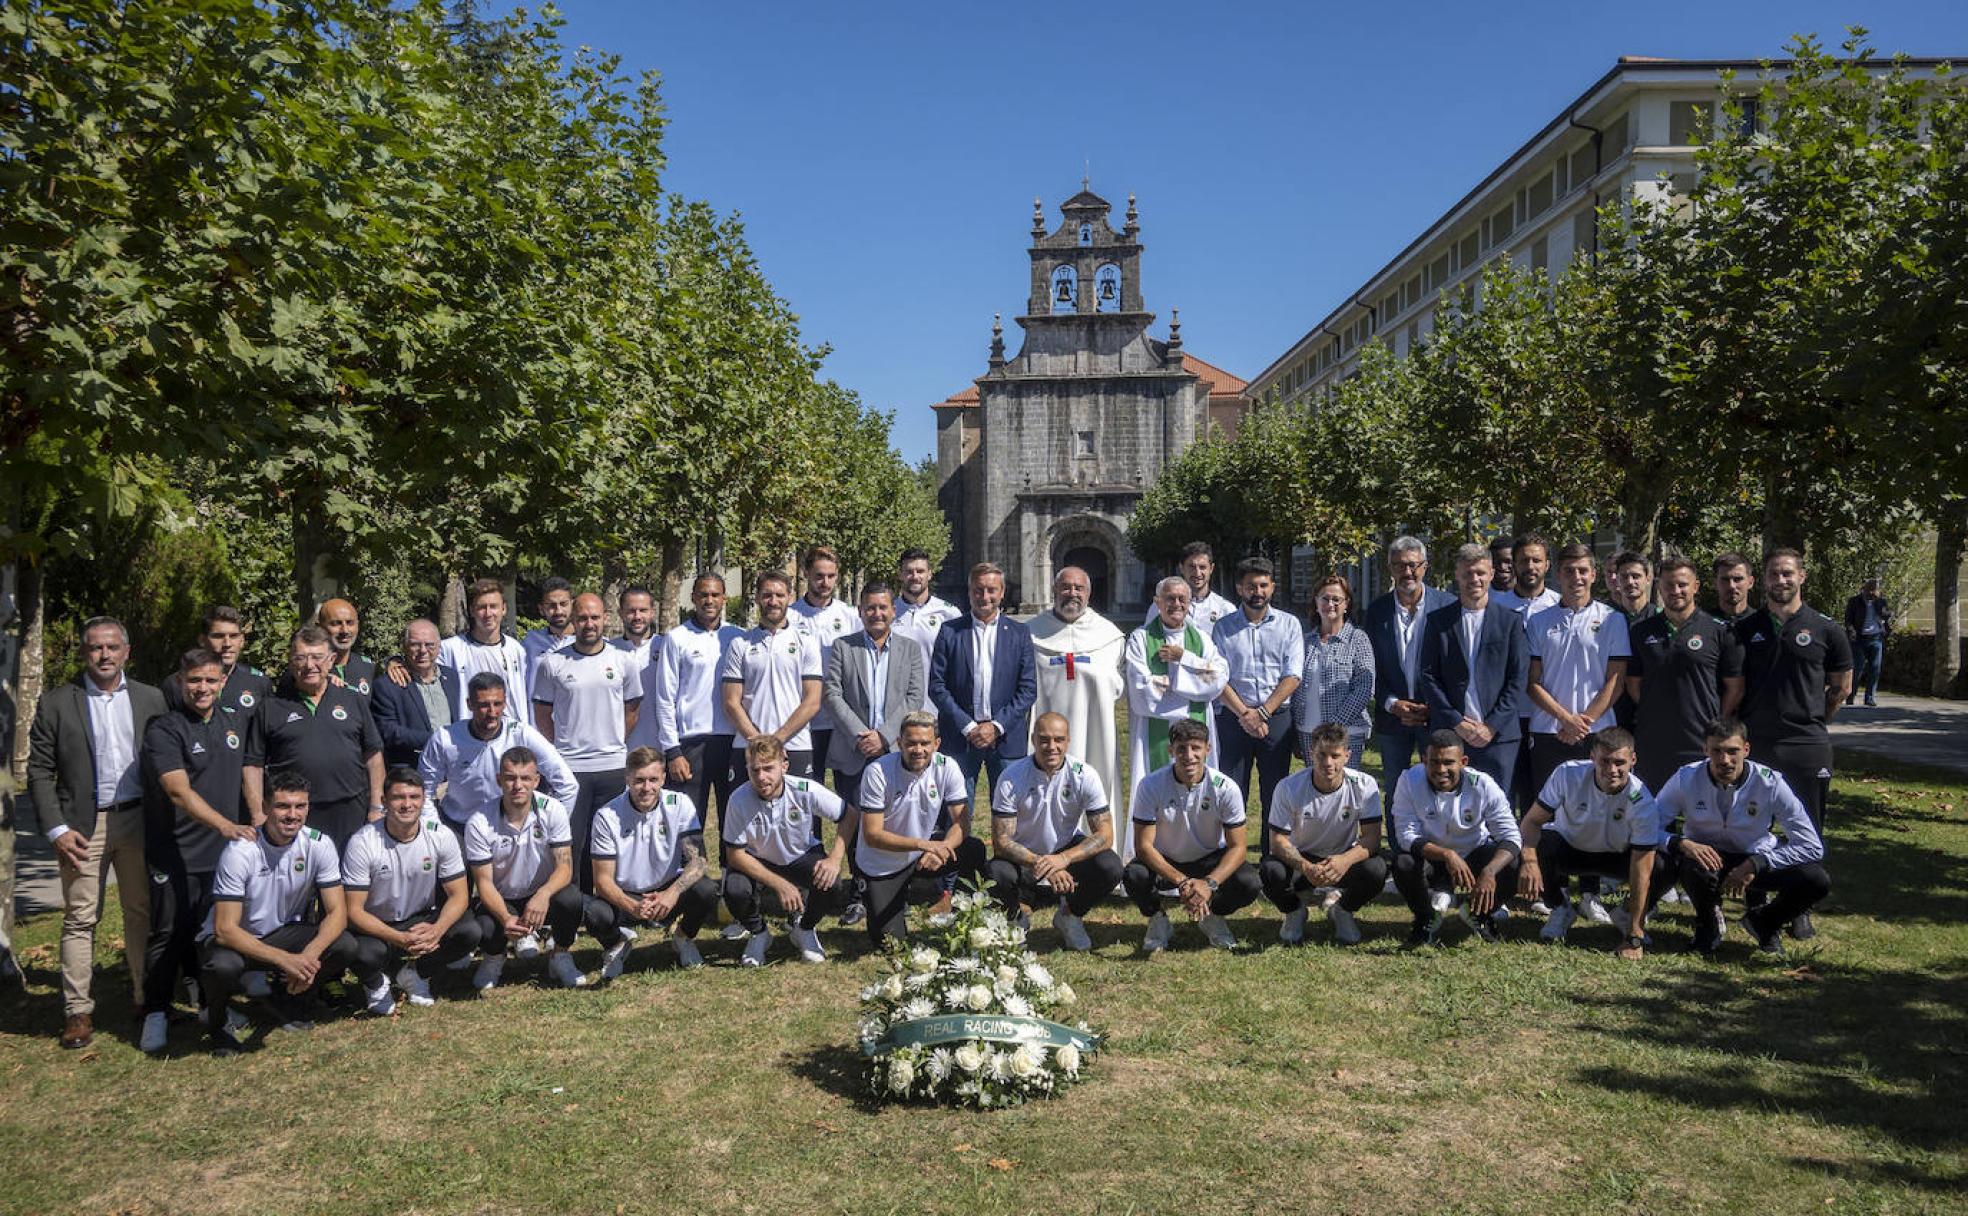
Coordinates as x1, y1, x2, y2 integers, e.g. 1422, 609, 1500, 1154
1843, 578, 1891, 707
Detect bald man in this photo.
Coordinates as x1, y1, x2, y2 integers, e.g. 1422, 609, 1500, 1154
533, 592, 644, 891
987, 711, 1121, 951
316, 599, 377, 697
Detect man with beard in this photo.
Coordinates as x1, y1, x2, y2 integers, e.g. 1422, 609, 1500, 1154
163, 605, 272, 715
1212, 557, 1303, 827
1627, 559, 1743, 793
854, 712, 986, 945
520, 577, 577, 691
613, 585, 664, 753
1712, 553, 1756, 626
1364, 537, 1455, 778
1390, 730, 1522, 946
892, 547, 960, 659
316, 599, 376, 697
791, 546, 862, 775
1028, 565, 1127, 809
533, 592, 643, 892
654, 574, 746, 860
721, 571, 824, 780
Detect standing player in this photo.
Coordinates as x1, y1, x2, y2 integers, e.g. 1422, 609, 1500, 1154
441, 579, 531, 722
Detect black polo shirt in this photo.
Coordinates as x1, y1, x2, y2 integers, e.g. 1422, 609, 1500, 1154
1734, 604, 1853, 749
334, 654, 378, 698
257, 682, 382, 804
142, 704, 254, 872
163, 664, 274, 716
1629, 609, 1742, 789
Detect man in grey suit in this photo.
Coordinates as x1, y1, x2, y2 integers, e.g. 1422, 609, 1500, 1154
823, 581, 926, 926
25, 616, 166, 1048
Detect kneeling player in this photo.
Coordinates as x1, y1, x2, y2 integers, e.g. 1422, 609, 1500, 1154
588, 747, 720, 976
1655, 717, 1830, 957
1391, 730, 1522, 945
721, 736, 847, 965
465, 747, 588, 990
1518, 726, 1670, 959
344, 768, 484, 1015
856, 712, 987, 947
987, 712, 1122, 952
200, 773, 358, 1055
1261, 722, 1389, 946
1121, 718, 1262, 953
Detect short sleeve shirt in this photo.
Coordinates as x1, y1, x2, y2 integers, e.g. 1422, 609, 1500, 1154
204, 827, 343, 941
256, 684, 382, 804
165, 665, 273, 717
342, 817, 466, 923
991, 756, 1110, 856
439, 633, 529, 722
1628, 610, 1742, 777
1391, 765, 1520, 857
1265, 767, 1380, 859
463, 795, 573, 900
532, 645, 632, 773
1734, 605, 1853, 748
719, 624, 823, 752
855, 751, 968, 878
1129, 764, 1246, 864
723, 775, 844, 866
1534, 759, 1662, 853
1527, 600, 1631, 733
142, 705, 252, 872
590, 789, 702, 892
791, 597, 862, 732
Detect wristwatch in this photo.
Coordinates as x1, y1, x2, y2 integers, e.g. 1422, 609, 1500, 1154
1205, 878, 1220, 893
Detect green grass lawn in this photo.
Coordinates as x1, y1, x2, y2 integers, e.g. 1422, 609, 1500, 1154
2, 748, 1964, 1216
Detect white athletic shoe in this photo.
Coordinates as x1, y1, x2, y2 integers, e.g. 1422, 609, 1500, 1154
1200, 914, 1237, 950
1661, 886, 1685, 905
239, 969, 272, 998
790, 926, 826, 963
140, 1011, 169, 1055
1577, 892, 1614, 925
512, 932, 542, 960
618, 925, 640, 944
1541, 904, 1576, 943
1529, 900, 1552, 917
547, 950, 587, 989
364, 978, 397, 1017
1279, 906, 1309, 946
673, 935, 705, 970
1053, 910, 1093, 953
719, 922, 750, 941
397, 963, 435, 1008
1142, 911, 1173, 954
600, 937, 633, 982
472, 954, 506, 991
1327, 904, 1362, 946
740, 931, 771, 967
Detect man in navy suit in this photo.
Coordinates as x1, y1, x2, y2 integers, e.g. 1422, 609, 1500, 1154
1420, 543, 1529, 795
929, 562, 1037, 798
1364, 536, 1456, 780
371, 619, 461, 769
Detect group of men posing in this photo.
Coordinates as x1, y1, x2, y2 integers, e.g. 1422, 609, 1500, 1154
12, 536, 1849, 1056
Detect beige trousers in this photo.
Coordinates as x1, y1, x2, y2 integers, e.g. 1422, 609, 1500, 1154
0, 804, 14, 957
58, 808, 149, 1016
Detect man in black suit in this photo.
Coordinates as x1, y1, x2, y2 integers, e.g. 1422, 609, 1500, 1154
1364, 536, 1456, 780
25, 616, 166, 1049
370, 619, 460, 768
929, 562, 1037, 797
1420, 544, 1529, 796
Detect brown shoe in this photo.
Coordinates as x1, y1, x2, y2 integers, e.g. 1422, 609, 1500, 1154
60, 1013, 94, 1050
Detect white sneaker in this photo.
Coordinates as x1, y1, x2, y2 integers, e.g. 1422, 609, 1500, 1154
1053, 910, 1093, 952
740, 931, 771, 967
673, 935, 704, 970
512, 932, 542, 960
619, 925, 640, 943
472, 954, 506, 991
239, 970, 272, 998
1541, 904, 1576, 943
140, 1011, 169, 1055
1142, 911, 1173, 953
547, 950, 587, 989
397, 963, 435, 1008
1279, 906, 1309, 945
1661, 886, 1685, 905
719, 922, 750, 941
790, 926, 826, 963
1529, 900, 1552, 917
600, 936, 633, 981
1200, 914, 1237, 950
1431, 890, 1455, 915
1327, 904, 1362, 946
1577, 892, 1614, 925
364, 978, 397, 1017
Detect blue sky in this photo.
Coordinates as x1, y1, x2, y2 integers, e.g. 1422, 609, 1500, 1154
542, 2, 1968, 464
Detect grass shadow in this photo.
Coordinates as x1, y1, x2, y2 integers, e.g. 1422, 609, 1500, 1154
787, 1039, 879, 1106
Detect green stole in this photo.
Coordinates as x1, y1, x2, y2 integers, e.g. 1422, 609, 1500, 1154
1145, 616, 1208, 770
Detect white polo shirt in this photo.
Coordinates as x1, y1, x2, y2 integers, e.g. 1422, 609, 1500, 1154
439, 633, 530, 721
418, 718, 578, 828
203, 828, 343, 941
464, 794, 573, 900
1129, 764, 1245, 864
342, 816, 466, 923
991, 756, 1109, 856
652, 620, 742, 753
1390, 765, 1520, 858
718, 623, 822, 752
1266, 767, 1381, 859
532, 644, 639, 773
1492, 586, 1559, 618
855, 751, 968, 878
521, 626, 576, 691
591, 788, 701, 893
1527, 600, 1631, 733
722, 774, 844, 867
612, 634, 663, 752
1534, 760, 1661, 853
792, 596, 861, 733
894, 593, 958, 659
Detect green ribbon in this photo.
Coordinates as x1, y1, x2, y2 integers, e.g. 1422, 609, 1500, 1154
862, 1014, 1102, 1058
1145, 616, 1207, 770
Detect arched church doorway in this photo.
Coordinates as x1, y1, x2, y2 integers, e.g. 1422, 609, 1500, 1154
1059, 545, 1113, 614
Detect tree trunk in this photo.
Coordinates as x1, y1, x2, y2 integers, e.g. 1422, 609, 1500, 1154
657, 536, 686, 634
290, 491, 329, 624
8, 559, 44, 790
437, 571, 466, 637
1933, 501, 1965, 698
1761, 470, 1806, 553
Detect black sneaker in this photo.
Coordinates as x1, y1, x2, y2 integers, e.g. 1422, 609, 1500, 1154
1469, 911, 1501, 944
1787, 912, 1816, 941
1684, 934, 1719, 959
1404, 919, 1433, 948
1743, 909, 1785, 957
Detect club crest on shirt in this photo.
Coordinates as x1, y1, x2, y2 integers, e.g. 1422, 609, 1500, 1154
238, 692, 256, 708
785, 641, 799, 655
1795, 630, 1813, 647
1687, 635, 1705, 651
358, 678, 372, 695
225, 731, 240, 750
422, 855, 433, 871
331, 704, 349, 721
532, 824, 545, 840
294, 856, 307, 873
787, 804, 806, 825
605, 667, 616, 681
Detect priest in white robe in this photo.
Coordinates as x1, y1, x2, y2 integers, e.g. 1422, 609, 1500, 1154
1029, 567, 1126, 805
1125, 576, 1229, 863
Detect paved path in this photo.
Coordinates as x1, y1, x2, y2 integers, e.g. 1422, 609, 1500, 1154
10, 819, 61, 923
1830, 691, 1968, 776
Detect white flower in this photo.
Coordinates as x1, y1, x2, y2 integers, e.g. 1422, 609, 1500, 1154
966, 984, 993, 1012
954, 1043, 986, 1073
1009, 1044, 1043, 1077
987, 1050, 1013, 1081
927, 912, 955, 928
858, 984, 879, 1002
1056, 1044, 1082, 1074
901, 997, 935, 1022
1023, 962, 1053, 989
1003, 993, 1031, 1018
995, 964, 1019, 987
857, 1017, 883, 1043
1055, 981, 1076, 1005
943, 987, 970, 1010
905, 972, 933, 991
1008, 925, 1028, 946
909, 947, 940, 973
968, 926, 997, 950
950, 956, 982, 974
926, 1048, 954, 1082
880, 975, 905, 1001
888, 1057, 915, 1093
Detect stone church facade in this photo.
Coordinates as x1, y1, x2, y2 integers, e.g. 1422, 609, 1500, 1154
932, 188, 1246, 615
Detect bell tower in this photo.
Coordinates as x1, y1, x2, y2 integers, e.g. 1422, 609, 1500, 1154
1024, 182, 1144, 318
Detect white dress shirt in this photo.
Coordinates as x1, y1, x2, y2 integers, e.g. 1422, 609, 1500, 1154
970, 615, 999, 731
1458, 604, 1487, 723
86, 677, 141, 810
